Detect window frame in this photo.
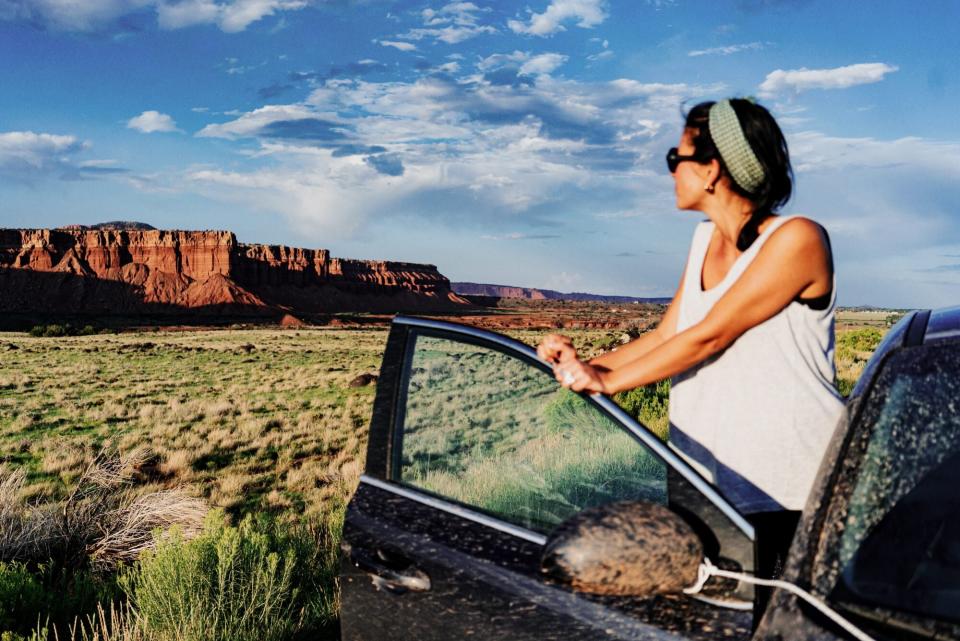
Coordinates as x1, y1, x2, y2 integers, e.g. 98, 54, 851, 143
376, 315, 754, 544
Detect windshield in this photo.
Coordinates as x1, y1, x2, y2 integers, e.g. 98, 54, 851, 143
831, 342, 960, 624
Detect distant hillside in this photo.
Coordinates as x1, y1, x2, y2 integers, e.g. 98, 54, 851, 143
452, 282, 671, 304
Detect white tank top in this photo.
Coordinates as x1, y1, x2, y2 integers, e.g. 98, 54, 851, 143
668, 216, 844, 513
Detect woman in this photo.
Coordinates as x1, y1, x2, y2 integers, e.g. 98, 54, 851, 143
537, 98, 843, 575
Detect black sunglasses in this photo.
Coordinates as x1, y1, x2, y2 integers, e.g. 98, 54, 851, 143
665, 147, 702, 173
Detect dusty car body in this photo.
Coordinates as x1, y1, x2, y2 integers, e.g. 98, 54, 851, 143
339, 308, 960, 641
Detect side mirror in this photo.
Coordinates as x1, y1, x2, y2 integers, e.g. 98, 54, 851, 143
541, 500, 703, 596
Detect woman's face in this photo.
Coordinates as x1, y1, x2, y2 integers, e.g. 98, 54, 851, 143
672, 129, 711, 211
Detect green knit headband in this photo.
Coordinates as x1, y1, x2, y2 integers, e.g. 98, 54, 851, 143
708, 99, 765, 193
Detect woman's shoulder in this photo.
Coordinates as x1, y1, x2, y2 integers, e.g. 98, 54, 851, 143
762, 215, 830, 250
755, 215, 834, 280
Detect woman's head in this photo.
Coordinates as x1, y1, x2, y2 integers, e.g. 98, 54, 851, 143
676, 98, 794, 249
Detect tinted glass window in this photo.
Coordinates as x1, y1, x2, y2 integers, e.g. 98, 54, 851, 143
397, 333, 666, 533
833, 342, 960, 623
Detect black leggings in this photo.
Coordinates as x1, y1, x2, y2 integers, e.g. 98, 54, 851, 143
746, 510, 802, 622
748, 509, 802, 578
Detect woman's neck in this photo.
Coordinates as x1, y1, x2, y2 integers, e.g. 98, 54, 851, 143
700, 191, 757, 249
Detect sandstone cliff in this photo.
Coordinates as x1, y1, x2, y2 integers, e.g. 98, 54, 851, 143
0, 228, 467, 316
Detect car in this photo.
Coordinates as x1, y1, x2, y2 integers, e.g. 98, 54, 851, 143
339, 307, 960, 641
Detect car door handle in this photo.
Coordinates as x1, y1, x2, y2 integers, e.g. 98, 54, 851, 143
345, 543, 432, 593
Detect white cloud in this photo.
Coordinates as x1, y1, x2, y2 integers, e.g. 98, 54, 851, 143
508, 0, 607, 37
0, 0, 152, 30
223, 56, 267, 74
127, 110, 181, 133
688, 41, 765, 57
519, 53, 568, 76
378, 39, 417, 52
477, 50, 528, 72
477, 51, 568, 76
0, 130, 85, 169
788, 130, 960, 177
0, 0, 306, 32
157, 0, 307, 32
397, 1, 495, 44
587, 49, 613, 62
480, 231, 561, 240
544, 270, 584, 291
195, 104, 317, 139
758, 62, 898, 98
0, 130, 122, 180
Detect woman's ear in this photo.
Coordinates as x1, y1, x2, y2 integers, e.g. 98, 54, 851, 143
704, 158, 722, 194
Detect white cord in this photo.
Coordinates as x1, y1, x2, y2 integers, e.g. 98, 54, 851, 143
683, 558, 877, 641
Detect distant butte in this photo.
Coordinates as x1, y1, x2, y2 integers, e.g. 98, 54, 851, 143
0, 227, 468, 318
59, 221, 157, 231
452, 282, 671, 305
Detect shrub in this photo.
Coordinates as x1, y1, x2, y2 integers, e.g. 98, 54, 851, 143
837, 327, 884, 353
0, 629, 45, 641
614, 379, 670, 440
43, 325, 67, 338
0, 562, 46, 634
835, 327, 887, 397
0, 561, 119, 640
123, 511, 341, 641
836, 377, 856, 398
26, 324, 99, 338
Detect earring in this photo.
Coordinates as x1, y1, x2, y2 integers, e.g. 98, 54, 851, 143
704, 183, 715, 194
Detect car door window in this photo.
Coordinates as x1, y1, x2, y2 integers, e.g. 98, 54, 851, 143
830, 342, 960, 624
396, 332, 667, 534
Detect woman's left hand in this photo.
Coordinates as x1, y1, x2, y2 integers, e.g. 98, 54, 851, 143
554, 359, 610, 394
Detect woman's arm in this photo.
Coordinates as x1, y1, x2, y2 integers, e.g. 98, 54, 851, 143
588, 266, 687, 371
558, 219, 832, 394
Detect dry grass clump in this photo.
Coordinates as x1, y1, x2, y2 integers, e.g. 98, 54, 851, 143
63, 602, 145, 641
1, 448, 207, 572
157, 449, 194, 478
88, 487, 207, 571
0, 467, 47, 562
41, 444, 93, 482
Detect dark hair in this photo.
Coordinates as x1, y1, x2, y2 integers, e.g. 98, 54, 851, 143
684, 99, 793, 250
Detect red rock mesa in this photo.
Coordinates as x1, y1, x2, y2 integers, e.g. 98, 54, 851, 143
0, 228, 467, 316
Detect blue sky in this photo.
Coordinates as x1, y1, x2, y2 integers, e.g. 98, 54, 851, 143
2, 0, 959, 307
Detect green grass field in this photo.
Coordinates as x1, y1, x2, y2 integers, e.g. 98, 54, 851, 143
0, 328, 385, 519
0, 322, 882, 516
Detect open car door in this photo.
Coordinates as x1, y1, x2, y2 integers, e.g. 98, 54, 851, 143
340, 317, 759, 641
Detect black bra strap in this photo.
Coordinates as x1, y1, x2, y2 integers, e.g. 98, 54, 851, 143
796, 225, 834, 310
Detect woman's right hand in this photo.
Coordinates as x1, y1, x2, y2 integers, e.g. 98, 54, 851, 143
537, 333, 577, 365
